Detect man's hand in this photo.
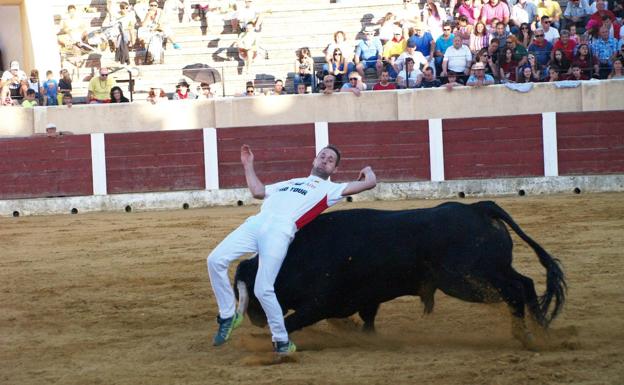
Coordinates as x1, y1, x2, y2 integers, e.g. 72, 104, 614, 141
241, 144, 254, 167
357, 166, 373, 181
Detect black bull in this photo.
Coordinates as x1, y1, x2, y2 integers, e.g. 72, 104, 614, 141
234, 201, 566, 349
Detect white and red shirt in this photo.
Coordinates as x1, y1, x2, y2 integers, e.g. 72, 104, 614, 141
261, 175, 347, 230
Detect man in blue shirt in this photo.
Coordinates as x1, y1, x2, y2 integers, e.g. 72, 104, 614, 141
591, 27, 618, 78
528, 29, 553, 70
355, 26, 383, 79
407, 20, 435, 74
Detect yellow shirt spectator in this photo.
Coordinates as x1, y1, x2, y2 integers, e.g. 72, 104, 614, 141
383, 38, 407, 60
88, 68, 117, 102
537, 0, 562, 21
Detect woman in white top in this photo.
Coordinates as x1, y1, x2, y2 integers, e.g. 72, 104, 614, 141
423, 0, 447, 40
396, 57, 423, 88
377, 12, 397, 44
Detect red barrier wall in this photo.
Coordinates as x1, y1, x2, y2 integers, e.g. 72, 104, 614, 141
557, 111, 624, 175
217, 124, 316, 189
443, 115, 543, 180
0, 135, 93, 199
105, 130, 205, 194
328, 121, 431, 182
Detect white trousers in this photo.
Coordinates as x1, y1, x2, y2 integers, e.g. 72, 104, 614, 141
207, 214, 295, 343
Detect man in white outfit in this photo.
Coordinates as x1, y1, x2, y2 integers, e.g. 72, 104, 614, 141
207, 144, 377, 354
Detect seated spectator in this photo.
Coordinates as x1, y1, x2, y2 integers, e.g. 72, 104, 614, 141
608, 57, 624, 79
455, 15, 474, 47
271, 79, 286, 95
41, 70, 59, 106
296, 83, 308, 94
488, 21, 510, 55
474, 48, 498, 80
537, 0, 562, 29
499, 47, 519, 82
103, 1, 137, 52
507, 35, 529, 67
407, 20, 435, 68
17, 80, 29, 102
355, 26, 383, 79
243, 81, 256, 97
516, 23, 534, 48
62, 92, 73, 108
236, 22, 259, 74
467, 62, 495, 86
435, 23, 455, 74
486, 38, 501, 67
423, 0, 447, 40
421, 67, 442, 87
444, 71, 464, 89
396, 57, 423, 88
598, 14, 622, 41
197, 83, 216, 99
324, 31, 355, 66
585, 0, 616, 33
323, 48, 350, 89
110, 86, 130, 103
27, 69, 42, 104
396, 0, 422, 28
147, 87, 169, 104
1, 61, 28, 102
395, 41, 429, 74
481, 0, 510, 26
441, 35, 473, 82
573, 43, 600, 78
230, 0, 265, 34
528, 29, 554, 70
540, 16, 560, 43
43, 123, 73, 138
544, 65, 561, 81
569, 24, 581, 43
373, 70, 397, 90
57, 4, 90, 51
22, 89, 38, 108
517, 65, 540, 82
321, 74, 337, 95
562, 0, 591, 32
58, 69, 72, 104
377, 12, 398, 44
591, 27, 618, 78
137, 1, 181, 50
470, 22, 489, 55
382, 26, 408, 78
339, 72, 367, 96
173, 79, 197, 99
549, 49, 572, 75
552, 30, 577, 62
511, 0, 538, 34
566, 64, 590, 80
88, 67, 117, 103
294, 47, 315, 93
456, 0, 480, 26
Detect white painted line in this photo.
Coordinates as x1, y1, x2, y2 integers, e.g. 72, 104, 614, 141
90, 133, 107, 196
315, 121, 329, 155
429, 118, 445, 182
203, 127, 219, 190
542, 112, 559, 177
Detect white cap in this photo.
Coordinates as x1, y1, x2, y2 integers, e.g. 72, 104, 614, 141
10, 61, 20, 70
46, 123, 57, 129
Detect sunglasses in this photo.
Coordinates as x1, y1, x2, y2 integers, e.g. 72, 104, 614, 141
443, 28, 451, 31
246, 89, 254, 93
100, 74, 108, 77
349, 78, 358, 81
201, 87, 210, 90
334, 52, 342, 55
535, 34, 544, 37
543, 21, 550, 24
521, 27, 529, 29
150, 4, 158, 7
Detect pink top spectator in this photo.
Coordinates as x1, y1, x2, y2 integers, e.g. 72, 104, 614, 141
481, 0, 510, 25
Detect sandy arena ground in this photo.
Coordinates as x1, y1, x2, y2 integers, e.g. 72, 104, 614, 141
1, 193, 624, 385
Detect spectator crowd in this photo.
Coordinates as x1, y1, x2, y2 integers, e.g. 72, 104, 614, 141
1, 0, 623, 106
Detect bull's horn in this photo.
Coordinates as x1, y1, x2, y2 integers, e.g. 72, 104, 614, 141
236, 280, 249, 315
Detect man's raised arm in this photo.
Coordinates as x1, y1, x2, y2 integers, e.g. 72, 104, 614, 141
341, 166, 377, 196
241, 144, 266, 199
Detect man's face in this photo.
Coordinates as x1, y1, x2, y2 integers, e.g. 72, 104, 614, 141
323, 77, 335, 90
380, 72, 389, 83
453, 36, 462, 48
99, 69, 109, 80
424, 70, 434, 81
542, 19, 551, 30
561, 34, 569, 43
600, 28, 609, 39
274, 82, 283, 92
490, 42, 499, 51
364, 30, 374, 40
26, 93, 34, 101
406, 46, 415, 54
572, 67, 581, 77
443, 25, 451, 37
413, 27, 422, 36
496, 24, 505, 34
63, 96, 73, 106
311, 148, 339, 179
490, 0, 499, 5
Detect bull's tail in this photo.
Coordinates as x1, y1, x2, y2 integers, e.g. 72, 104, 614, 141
475, 201, 567, 328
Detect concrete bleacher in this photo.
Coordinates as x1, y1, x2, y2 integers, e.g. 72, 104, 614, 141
49, 0, 404, 100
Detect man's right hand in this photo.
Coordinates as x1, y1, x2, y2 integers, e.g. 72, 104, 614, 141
241, 144, 254, 166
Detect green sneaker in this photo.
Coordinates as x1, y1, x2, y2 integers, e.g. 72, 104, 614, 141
273, 340, 297, 355
212, 312, 243, 346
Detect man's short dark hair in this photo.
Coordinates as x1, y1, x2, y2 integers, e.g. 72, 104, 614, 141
68, 4, 76, 11
26, 89, 36, 96
323, 144, 341, 166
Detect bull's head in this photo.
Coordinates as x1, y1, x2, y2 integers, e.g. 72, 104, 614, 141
234, 255, 268, 327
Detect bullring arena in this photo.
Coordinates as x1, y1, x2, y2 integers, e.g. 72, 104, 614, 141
2, 0, 624, 383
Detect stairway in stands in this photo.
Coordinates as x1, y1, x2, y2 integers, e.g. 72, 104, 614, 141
49, 0, 402, 100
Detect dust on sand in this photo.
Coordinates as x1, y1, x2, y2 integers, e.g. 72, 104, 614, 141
1, 193, 624, 385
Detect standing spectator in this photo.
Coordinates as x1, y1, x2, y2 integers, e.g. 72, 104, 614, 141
173, 79, 197, 99
382, 26, 408, 78
62, 92, 74, 108
294, 47, 315, 92
470, 22, 490, 55
467, 62, 495, 86
489, 21, 510, 55
435, 23, 455, 74
373, 70, 397, 90
271, 79, 286, 95
592, 27, 618, 78
396, 57, 423, 88
407, 21, 435, 70
516, 23, 534, 48
455, 16, 474, 47
230, 0, 265, 33
572, 43, 599, 77
537, 0, 562, 29
355, 26, 383, 79
88, 67, 117, 103
441, 35, 473, 81
511, 0, 538, 32
423, 0, 447, 40
562, 0, 591, 32
528, 29, 554, 70
58, 69, 73, 105
551, 30, 577, 61
481, 0, 510, 26
21, 89, 38, 108
420, 67, 442, 87
540, 16, 560, 44
608, 58, 624, 79
41, 70, 59, 106
110, 86, 130, 103
236, 22, 259, 74
1, 60, 27, 102
499, 47, 519, 82
339, 72, 367, 96
147, 87, 169, 104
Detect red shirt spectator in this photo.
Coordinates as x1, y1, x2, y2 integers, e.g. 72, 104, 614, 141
373, 71, 397, 90
551, 31, 577, 61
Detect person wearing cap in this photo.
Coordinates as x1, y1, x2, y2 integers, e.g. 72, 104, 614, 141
173, 79, 197, 99
394, 40, 429, 74
1, 61, 28, 101
466, 62, 495, 86
339, 71, 367, 96
441, 35, 473, 81
88, 67, 117, 103
396, 57, 423, 88
354, 26, 383, 79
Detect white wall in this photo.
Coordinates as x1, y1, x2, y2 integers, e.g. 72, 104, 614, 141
0, 5, 24, 69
